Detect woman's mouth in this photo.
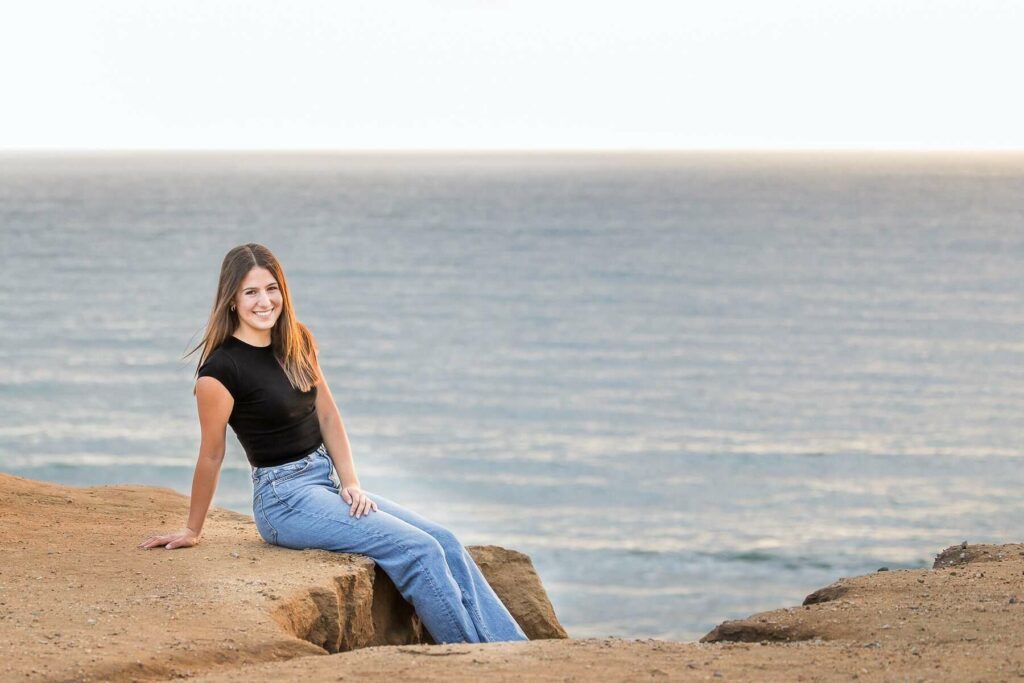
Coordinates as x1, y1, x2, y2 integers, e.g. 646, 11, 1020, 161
254, 309, 274, 319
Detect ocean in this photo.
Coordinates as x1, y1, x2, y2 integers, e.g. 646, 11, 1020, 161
1, 151, 1022, 641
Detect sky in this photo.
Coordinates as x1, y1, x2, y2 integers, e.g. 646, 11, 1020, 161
1, 1, 1022, 150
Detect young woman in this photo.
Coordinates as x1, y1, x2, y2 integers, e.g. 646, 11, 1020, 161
137, 243, 528, 644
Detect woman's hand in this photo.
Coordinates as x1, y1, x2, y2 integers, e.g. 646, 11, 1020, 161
137, 528, 201, 550
341, 485, 378, 518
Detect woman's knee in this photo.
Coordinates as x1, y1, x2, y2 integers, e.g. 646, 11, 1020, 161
402, 529, 448, 564
430, 527, 464, 558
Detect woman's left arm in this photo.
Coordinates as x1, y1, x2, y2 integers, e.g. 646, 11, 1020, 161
313, 350, 378, 517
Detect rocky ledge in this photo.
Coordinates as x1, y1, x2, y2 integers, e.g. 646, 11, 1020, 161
2, 472, 1022, 682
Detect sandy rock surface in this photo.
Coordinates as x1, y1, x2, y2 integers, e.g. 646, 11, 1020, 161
3, 471, 1023, 682
0, 473, 562, 681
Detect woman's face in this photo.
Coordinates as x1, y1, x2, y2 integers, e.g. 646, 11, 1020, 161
233, 266, 284, 334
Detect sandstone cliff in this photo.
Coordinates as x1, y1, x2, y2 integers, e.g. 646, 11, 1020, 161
3, 471, 1023, 682
0, 472, 564, 681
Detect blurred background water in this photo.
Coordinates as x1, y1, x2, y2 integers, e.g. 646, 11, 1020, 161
1, 151, 1022, 641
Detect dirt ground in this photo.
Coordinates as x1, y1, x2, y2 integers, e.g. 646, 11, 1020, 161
2, 472, 1022, 682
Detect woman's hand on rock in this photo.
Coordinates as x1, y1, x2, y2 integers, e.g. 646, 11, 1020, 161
137, 528, 200, 550
341, 485, 378, 518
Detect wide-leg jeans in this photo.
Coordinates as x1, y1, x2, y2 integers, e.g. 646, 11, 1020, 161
250, 444, 529, 644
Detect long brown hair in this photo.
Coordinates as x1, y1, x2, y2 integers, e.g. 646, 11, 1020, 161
186, 243, 320, 395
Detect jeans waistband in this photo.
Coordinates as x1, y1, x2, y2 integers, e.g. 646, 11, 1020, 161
251, 443, 326, 486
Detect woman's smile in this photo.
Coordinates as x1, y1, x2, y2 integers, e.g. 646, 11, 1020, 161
246, 306, 278, 326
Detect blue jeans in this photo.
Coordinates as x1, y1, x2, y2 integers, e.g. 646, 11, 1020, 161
250, 444, 529, 644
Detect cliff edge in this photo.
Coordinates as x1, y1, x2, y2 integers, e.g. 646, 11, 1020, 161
0, 472, 564, 681
3, 471, 1022, 682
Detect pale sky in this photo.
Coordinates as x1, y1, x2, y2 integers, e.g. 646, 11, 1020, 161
1, 1, 1022, 150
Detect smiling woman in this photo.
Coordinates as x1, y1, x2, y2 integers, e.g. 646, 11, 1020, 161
136, 242, 528, 645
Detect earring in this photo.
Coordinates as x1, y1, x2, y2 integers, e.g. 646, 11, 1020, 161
230, 305, 236, 312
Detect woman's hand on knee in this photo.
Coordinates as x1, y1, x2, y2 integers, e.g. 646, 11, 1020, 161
137, 528, 200, 550
341, 485, 379, 518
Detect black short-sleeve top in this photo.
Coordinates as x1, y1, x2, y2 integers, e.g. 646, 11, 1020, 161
197, 335, 322, 467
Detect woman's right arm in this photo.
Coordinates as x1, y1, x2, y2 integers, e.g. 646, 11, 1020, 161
138, 377, 234, 550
